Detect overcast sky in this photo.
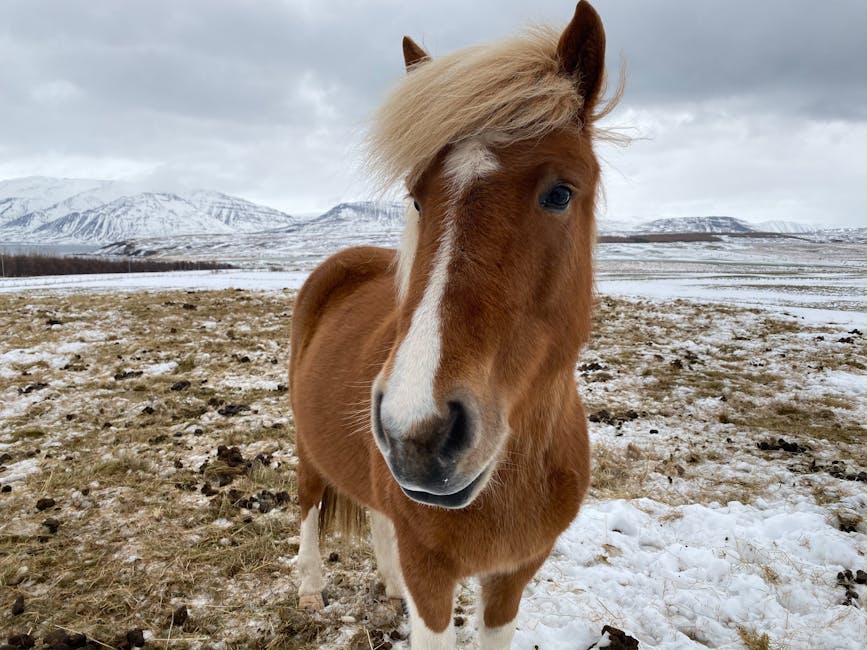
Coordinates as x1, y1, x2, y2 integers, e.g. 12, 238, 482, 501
0, 0, 864, 226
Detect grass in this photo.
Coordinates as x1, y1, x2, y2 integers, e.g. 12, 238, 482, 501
0, 290, 863, 647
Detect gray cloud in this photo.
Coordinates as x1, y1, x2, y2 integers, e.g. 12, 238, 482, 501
0, 0, 863, 225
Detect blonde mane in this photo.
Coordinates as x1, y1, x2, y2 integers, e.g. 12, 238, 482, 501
367, 26, 586, 190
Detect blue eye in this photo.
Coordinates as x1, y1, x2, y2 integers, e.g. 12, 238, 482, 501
540, 184, 572, 211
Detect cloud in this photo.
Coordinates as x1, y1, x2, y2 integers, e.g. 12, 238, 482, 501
0, 0, 863, 224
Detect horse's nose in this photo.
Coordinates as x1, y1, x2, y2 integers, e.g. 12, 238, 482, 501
373, 396, 473, 493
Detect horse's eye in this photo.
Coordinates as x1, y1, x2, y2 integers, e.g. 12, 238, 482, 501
540, 184, 572, 212
413, 200, 421, 213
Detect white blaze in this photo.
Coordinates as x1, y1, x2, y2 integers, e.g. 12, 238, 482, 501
382, 139, 497, 434
444, 138, 499, 192
395, 201, 420, 303
381, 223, 454, 434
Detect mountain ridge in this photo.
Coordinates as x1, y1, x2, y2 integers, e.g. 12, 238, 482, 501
0, 176, 841, 247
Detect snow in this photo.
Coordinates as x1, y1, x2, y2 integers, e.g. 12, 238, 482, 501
0, 269, 309, 294
0, 209, 862, 649
513, 498, 864, 650
0, 176, 298, 244
0, 458, 42, 484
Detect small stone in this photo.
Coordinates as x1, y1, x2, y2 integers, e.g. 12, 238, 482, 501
125, 629, 145, 648
855, 570, 866, 584
7, 634, 35, 649
1, 485, 11, 493
43, 518, 61, 534
42, 630, 70, 647
36, 497, 56, 511
10, 595, 24, 616
453, 615, 465, 627
171, 604, 188, 626
328, 551, 339, 563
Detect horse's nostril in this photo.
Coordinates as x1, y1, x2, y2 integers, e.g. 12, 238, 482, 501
373, 391, 389, 450
439, 400, 471, 460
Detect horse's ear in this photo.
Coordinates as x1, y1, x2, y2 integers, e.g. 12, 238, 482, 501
402, 36, 430, 72
557, 1, 606, 119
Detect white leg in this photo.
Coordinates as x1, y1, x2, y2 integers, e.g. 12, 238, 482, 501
406, 590, 456, 650
479, 620, 516, 650
370, 510, 406, 599
297, 505, 324, 609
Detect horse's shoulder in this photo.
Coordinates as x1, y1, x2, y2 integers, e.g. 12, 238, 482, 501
298, 246, 395, 307
291, 246, 396, 365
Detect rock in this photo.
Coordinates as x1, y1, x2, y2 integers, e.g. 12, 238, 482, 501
201, 483, 218, 497
36, 497, 56, 511
6, 634, 35, 649
42, 630, 71, 648
171, 605, 188, 626
113, 370, 143, 381
855, 570, 867, 585
10, 595, 24, 616
43, 518, 61, 534
169, 380, 191, 392
589, 625, 639, 649
217, 404, 250, 417
1, 485, 11, 493
216, 445, 246, 467
756, 438, 807, 454
18, 382, 48, 395
125, 629, 145, 648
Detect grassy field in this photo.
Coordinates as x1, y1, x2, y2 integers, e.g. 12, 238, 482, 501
0, 290, 863, 649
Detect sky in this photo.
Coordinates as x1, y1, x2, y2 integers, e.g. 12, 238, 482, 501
0, 0, 864, 227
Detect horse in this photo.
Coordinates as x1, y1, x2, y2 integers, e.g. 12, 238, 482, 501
289, 2, 614, 647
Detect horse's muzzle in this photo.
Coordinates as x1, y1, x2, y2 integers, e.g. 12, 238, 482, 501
373, 395, 485, 508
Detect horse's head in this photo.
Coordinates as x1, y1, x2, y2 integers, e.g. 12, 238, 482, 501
370, 1, 608, 509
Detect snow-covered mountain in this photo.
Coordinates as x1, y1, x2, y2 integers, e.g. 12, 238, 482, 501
754, 220, 817, 234
0, 176, 297, 244
635, 216, 754, 234
97, 200, 407, 267
623, 215, 818, 235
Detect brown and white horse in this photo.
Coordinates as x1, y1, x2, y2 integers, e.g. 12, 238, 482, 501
290, 2, 614, 647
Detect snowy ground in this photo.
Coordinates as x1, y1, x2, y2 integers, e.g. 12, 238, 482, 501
0, 240, 864, 649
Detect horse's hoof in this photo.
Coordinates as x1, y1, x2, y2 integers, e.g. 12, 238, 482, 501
387, 596, 408, 616
299, 593, 325, 610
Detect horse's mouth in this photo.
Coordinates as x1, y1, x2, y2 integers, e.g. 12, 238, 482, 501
399, 463, 492, 509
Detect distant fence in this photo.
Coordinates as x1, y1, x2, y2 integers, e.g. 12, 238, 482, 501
0, 253, 231, 278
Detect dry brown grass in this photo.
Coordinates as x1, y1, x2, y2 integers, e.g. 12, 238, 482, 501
738, 626, 773, 650
0, 290, 863, 647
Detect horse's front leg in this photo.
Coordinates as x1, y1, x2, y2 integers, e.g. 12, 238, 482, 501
399, 540, 458, 649
478, 554, 548, 650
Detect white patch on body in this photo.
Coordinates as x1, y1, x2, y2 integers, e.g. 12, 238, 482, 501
296, 506, 322, 597
369, 509, 405, 598
379, 222, 455, 434
406, 588, 456, 650
395, 201, 420, 303
444, 138, 499, 192
479, 619, 517, 650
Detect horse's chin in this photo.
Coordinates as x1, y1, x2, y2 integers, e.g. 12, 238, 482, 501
398, 461, 494, 509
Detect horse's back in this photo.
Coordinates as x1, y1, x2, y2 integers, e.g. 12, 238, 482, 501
290, 245, 396, 380
289, 246, 397, 506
